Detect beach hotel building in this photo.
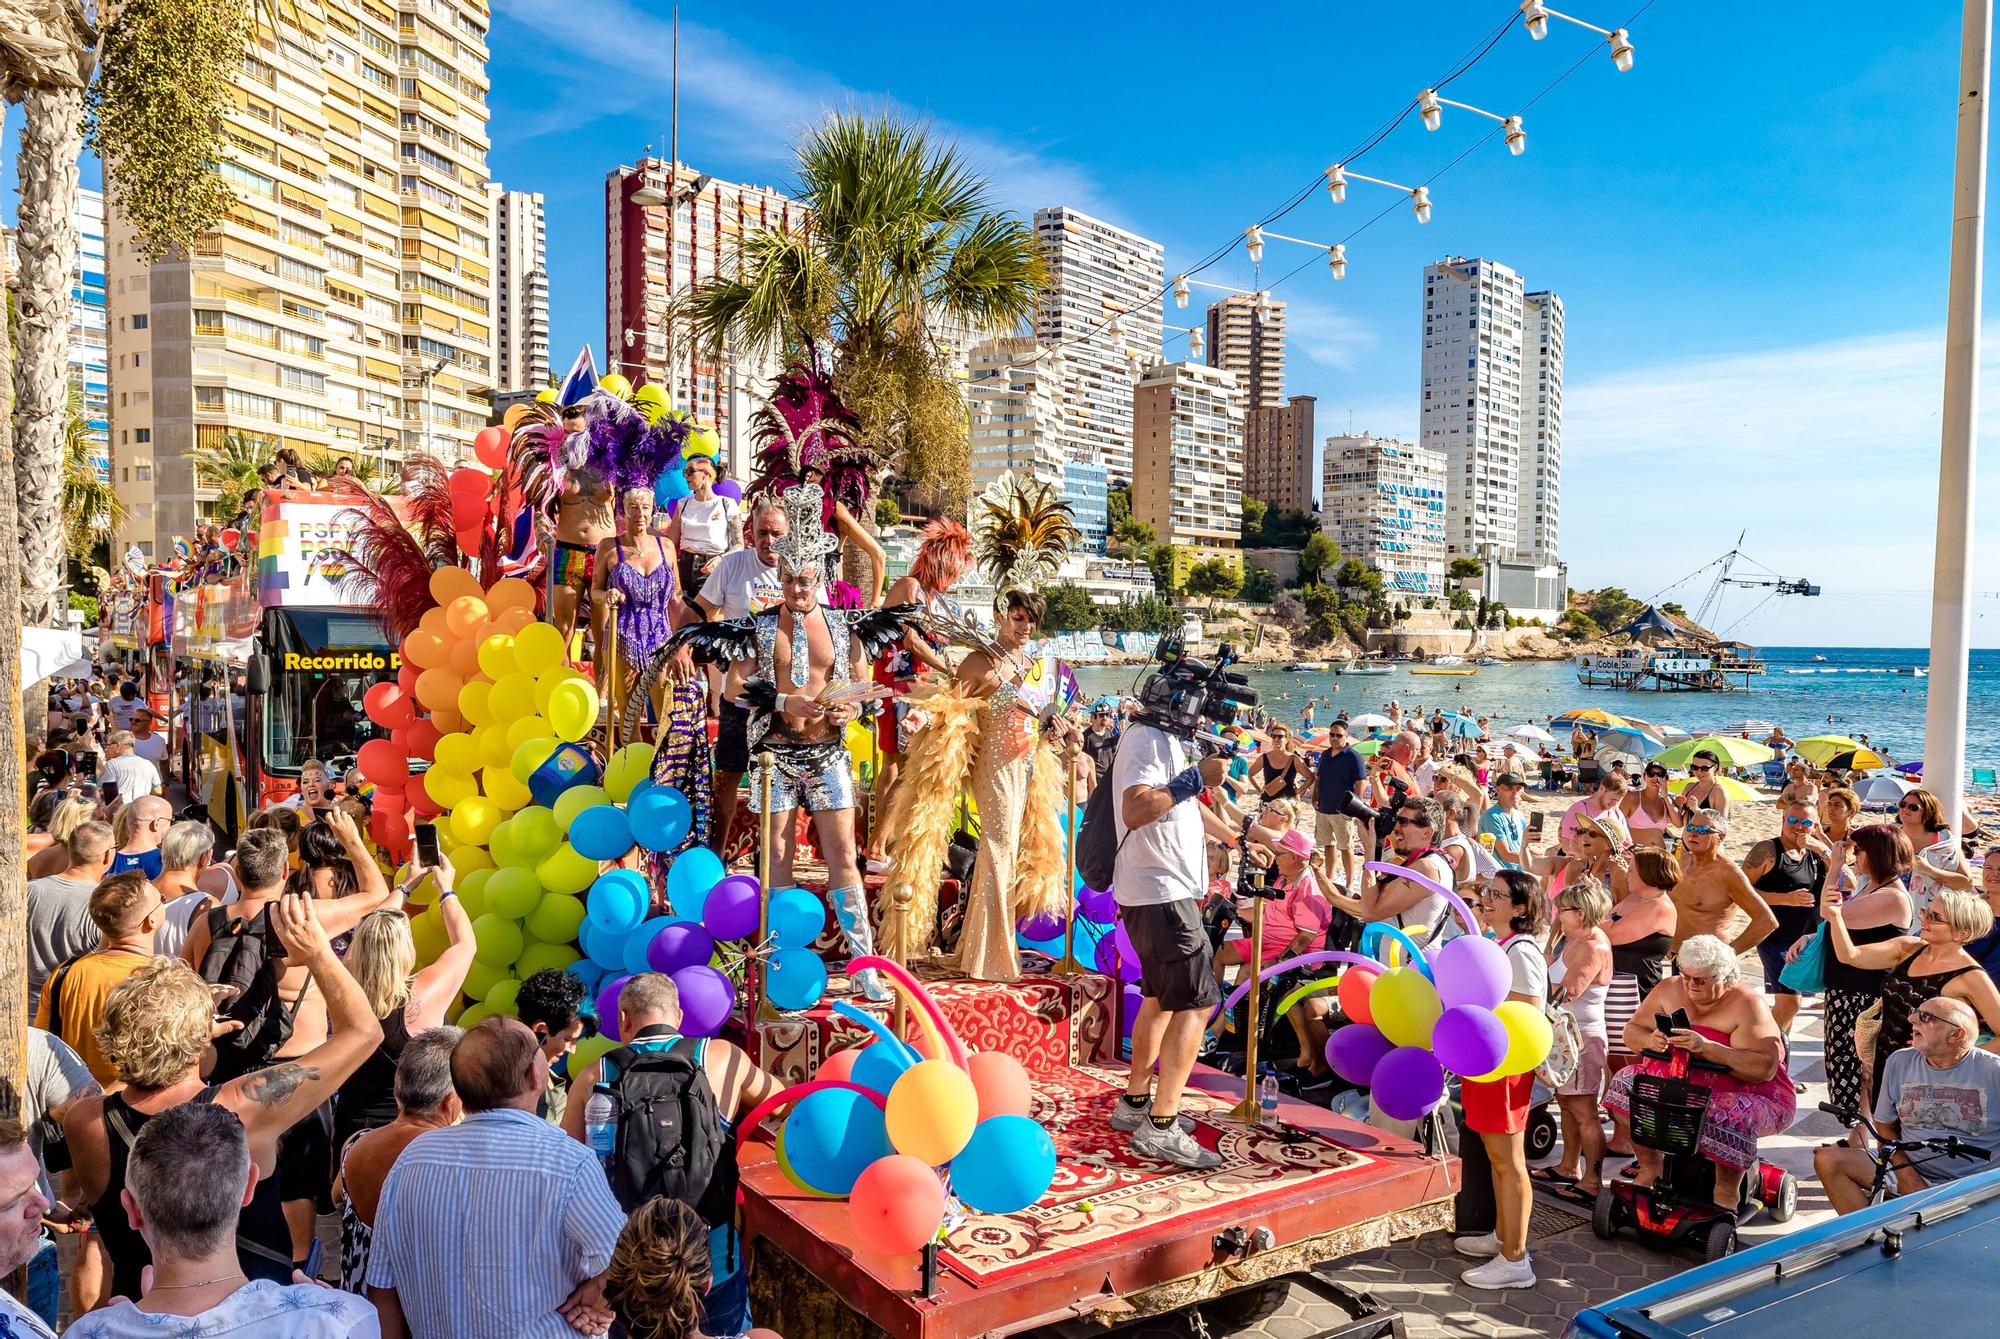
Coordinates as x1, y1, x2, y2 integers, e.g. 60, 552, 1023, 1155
1321, 433, 1447, 597
1131, 360, 1244, 582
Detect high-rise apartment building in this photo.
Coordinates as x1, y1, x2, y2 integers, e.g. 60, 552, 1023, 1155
1204, 292, 1285, 409
1245, 394, 1316, 516
966, 336, 1064, 495
488, 182, 549, 395
1420, 256, 1527, 561
1033, 207, 1163, 490
605, 159, 803, 481
71, 191, 111, 486
1321, 433, 1446, 596
108, 1, 495, 556
1518, 290, 1564, 563
1130, 361, 1242, 557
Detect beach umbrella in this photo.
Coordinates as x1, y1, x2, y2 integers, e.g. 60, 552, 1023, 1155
1349, 713, 1394, 731
1668, 774, 1761, 805
1508, 723, 1556, 744
1654, 735, 1777, 770
1620, 716, 1689, 742
1446, 715, 1484, 739
1794, 735, 1861, 766
1595, 726, 1666, 759
1550, 708, 1632, 734
1597, 749, 1649, 773
1895, 760, 1925, 776
1854, 774, 1917, 810
1353, 739, 1383, 756
1822, 747, 1892, 772
1720, 719, 1779, 737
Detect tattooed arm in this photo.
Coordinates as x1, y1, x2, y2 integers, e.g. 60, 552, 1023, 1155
217, 894, 382, 1151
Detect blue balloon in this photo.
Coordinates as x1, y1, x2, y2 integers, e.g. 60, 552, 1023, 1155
566, 957, 607, 1004
665, 846, 724, 917
781, 1089, 892, 1196
578, 918, 625, 972
630, 783, 693, 853
587, 869, 649, 935
766, 947, 828, 1011
952, 1115, 1058, 1214
623, 915, 680, 976
569, 805, 635, 861
656, 465, 692, 503
767, 886, 827, 948
850, 1040, 916, 1096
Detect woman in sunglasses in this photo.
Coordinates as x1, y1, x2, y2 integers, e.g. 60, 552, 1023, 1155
1802, 825, 1913, 1115
1672, 749, 1729, 824
1622, 764, 1675, 848
1827, 885, 2000, 1108
1898, 787, 1974, 928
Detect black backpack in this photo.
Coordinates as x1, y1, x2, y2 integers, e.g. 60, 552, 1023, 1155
605, 1034, 736, 1226
1076, 763, 1126, 893
198, 905, 307, 1082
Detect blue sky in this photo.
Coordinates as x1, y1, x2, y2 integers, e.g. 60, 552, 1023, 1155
21, 1, 2000, 645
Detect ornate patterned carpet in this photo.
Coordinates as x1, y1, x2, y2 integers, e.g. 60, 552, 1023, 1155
938, 1063, 1375, 1284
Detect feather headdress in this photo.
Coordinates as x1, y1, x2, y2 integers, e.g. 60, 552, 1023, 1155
328, 456, 461, 640
973, 473, 1081, 595
746, 363, 879, 525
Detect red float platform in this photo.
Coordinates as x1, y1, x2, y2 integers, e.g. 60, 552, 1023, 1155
739, 965, 1455, 1339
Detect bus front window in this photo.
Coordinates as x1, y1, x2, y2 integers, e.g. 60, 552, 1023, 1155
263, 667, 384, 775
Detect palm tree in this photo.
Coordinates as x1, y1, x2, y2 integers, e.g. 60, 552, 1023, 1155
686, 112, 1044, 515
190, 432, 272, 524
60, 378, 123, 570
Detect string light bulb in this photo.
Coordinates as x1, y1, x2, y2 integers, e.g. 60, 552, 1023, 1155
1325, 165, 1347, 205
1189, 327, 1204, 360
1412, 186, 1433, 224
1245, 225, 1265, 264
1172, 274, 1191, 310
1504, 116, 1526, 155
1328, 244, 1347, 280
1522, 0, 1549, 39
1609, 28, 1634, 71
1419, 89, 1443, 131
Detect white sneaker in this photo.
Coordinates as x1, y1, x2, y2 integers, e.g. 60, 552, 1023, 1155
1128, 1118, 1222, 1170
1460, 1253, 1536, 1290
1451, 1231, 1501, 1259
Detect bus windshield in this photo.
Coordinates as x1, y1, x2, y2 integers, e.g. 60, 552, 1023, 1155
260, 608, 395, 776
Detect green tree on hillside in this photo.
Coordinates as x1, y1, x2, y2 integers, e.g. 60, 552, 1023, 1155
1038, 583, 1099, 633
1448, 557, 1484, 581
1299, 533, 1339, 585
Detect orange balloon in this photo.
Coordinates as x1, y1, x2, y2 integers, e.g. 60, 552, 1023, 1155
486, 577, 537, 613
414, 667, 464, 713
445, 595, 490, 640
429, 707, 465, 735
402, 630, 448, 671
848, 1155, 946, 1257
429, 565, 484, 608
967, 1050, 1033, 1120
419, 607, 449, 639
448, 636, 483, 678
495, 606, 537, 634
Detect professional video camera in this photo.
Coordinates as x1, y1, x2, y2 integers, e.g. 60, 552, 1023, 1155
1129, 630, 1260, 746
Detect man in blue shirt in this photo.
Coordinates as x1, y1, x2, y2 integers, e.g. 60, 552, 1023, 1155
1478, 773, 1531, 870
1313, 719, 1367, 892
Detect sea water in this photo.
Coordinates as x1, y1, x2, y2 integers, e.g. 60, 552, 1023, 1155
1073, 646, 2000, 765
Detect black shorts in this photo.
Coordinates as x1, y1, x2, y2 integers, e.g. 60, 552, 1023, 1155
1122, 900, 1219, 1013
276, 1097, 334, 1213
1757, 903, 1821, 997
716, 700, 751, 776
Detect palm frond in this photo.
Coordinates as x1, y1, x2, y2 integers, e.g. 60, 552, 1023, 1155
974, 474, 1080, 595
328, 486, 438, 640
60, 378, 123, 565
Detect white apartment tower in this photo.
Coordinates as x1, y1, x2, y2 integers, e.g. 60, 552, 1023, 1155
965, 336, 1065, 498
1420, 257, 1527, 561
1321, 433, 1447, 597
1204, 292, 1285, 409
488, 183, 549, 395
1130, 361, 1243, 553
1033, 207, 1164, 489
1519, 290, 1564, 563
108, 0, 496, 555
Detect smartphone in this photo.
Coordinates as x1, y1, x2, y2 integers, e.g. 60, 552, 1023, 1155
100, 780, 118, 805
1654, 1009, 1691, 1036
1527, 811, 1546, 838
413, 821, 441, 868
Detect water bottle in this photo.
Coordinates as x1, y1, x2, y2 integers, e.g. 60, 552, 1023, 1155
584, 1085, 617, 1170
1258, 1067, 1280, 1125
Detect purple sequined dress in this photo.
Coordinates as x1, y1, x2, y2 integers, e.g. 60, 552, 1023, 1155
611, 535, 677, 662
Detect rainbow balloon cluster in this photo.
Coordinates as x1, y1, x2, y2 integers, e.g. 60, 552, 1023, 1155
741, 959, 1057, 1257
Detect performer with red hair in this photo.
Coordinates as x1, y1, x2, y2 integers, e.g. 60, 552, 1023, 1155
864, 517, 973, 872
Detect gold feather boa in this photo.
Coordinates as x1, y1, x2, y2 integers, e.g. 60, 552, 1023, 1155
1013, 733, 1069, 924
875, 685, 982, 960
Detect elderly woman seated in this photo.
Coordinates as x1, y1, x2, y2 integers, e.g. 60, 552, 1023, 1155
1601, 933, 1797, 1212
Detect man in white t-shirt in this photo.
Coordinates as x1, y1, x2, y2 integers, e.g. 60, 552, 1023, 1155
106, 681, 144, 733
97, 732, 162, 804
1107, 720, 1235, 1170
695, 499, 791, 854
128, 711, 170, 771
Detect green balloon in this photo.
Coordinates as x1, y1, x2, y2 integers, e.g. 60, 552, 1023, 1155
516, 942, 582, 979
485, 865, 543, 919
553, 785, 609, 830
513, 805, 562, 862
462, 956, 509, 1000
483, 977, 523, 1012
525, 893, 586, 944
471, 913, 525, 967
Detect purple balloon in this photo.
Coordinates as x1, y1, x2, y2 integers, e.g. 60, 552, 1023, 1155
1121, 983, 1144, 1040
702, 874, 762, 942
1371, 1046, 1447, 1121
1093, 924, 1142, 983
1431, 1005, 1509, 1077
1434, 935, 1511, 1012
670, 964, 736, 1038
1077, 886, 1117, 924
1017, 912, 1065, 941
595, 973, 634, 1042
714, 479, 743, 502
647, 920, 717, 974
1326, 1023, 1395, 1086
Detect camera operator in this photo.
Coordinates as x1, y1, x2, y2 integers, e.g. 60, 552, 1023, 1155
1105, 717, 1239, 1170
1363, 795, 1459, 936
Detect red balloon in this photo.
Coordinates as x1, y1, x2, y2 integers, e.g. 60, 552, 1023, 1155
473, 425, 511, 471
448, 467, 490, 497
450, 492, 486, 533
406, 718, 442, 763
397, 662, 420, 696
370, 808, 410, 851
364, 681, 415, 730
817, 1048, 862, 1085
357, 739, 410, 787
409, 786, 442, 819
848, 1155, 946, 1257
967, 1051, 1033, 1120
1338, 967, 1378, 1027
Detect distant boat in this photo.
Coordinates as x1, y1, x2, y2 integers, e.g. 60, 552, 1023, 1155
1344, 665, 1393, 677
1412, 667, 1479, 677
1288, 662, 1328, 673
1473, 656, 1502, 666
1896, 666, 1928, 678
1811, 654, 1828, 662
1430, 655, 1466, 666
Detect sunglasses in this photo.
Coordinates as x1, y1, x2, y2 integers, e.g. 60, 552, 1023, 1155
1687, 825, 1720, 836
1645, 770, 1668, 779
1394, 814, 1431, 828
1901, 802, 1925, 812
1690, 764, 1715, 773
1677, 970, 1724, 988
1921, 907, 1950, 926
1915, 1008, 1963, 1028
1783, 815, 1816, 829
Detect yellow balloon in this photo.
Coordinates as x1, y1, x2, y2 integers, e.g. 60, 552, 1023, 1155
434, 733, 482, 776
513, 622, 567, 678
452, 796, 503, 847
684, 426, 720, 458
603, 743, 657, 802
507, 714, 556, 751
411, 908, 448, 964
1371, 967, 1443, 1049
511, 736, 560, 786
599, 373, 633, 400
423, 767, 478, 810
452, 846, 494, 875
552, 785, 608, 830
548, 677, 600, 743
478, 722, 517, 771
883, 1060, 979, 1166
458, 678, 495, 727
476, 633, 519, 681
429, 566, 484, 608
537, 842, 601, 897
482, 766, 533, 811
489, 672, 538, 722
534, 666, 586, 718
1482, 1000, 1555, 1080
